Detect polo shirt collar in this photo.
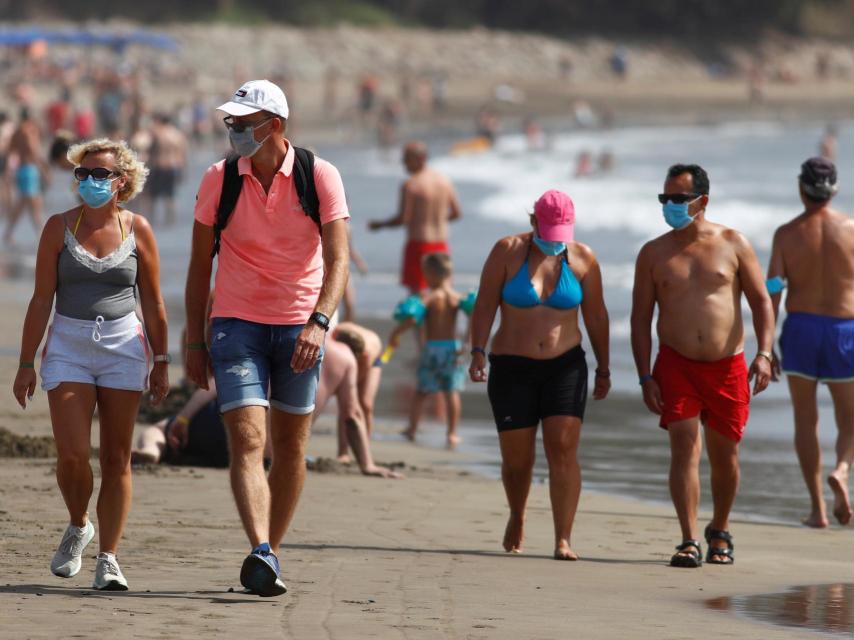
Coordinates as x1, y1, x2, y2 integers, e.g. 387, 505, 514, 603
236, 139, 295, 177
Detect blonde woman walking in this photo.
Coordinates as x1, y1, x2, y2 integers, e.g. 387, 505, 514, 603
12, 138, 168, 590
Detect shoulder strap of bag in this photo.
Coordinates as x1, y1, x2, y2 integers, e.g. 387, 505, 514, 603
292, 146, 321, 233
211, 154, 242, 258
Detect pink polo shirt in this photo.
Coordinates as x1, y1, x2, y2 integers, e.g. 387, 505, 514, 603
194, 141, 349, 324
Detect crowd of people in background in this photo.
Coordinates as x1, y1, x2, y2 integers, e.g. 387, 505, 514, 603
0, 34, 644, 252
0, 56, 204, 245
0, 41, 476, 248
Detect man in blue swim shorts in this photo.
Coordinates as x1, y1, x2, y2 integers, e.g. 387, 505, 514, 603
768, 156, 854, 528
3, 107, 45, 247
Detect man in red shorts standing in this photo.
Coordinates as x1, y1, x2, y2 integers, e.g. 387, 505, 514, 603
631, 164, 774, 568
369, 141, 462, 293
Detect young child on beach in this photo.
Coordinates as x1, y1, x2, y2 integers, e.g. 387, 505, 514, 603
389, 253, 475, 449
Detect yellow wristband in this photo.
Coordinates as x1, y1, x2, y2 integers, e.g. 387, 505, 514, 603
174, 415, 190, 426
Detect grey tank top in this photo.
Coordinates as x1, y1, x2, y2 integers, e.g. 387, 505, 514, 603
55, 217, 138, 321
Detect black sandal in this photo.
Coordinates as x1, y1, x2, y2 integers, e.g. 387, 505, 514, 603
704, 524, 735, 565
670, 540, 703, 568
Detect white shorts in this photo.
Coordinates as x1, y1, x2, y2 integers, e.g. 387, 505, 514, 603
40, 312, 149, 392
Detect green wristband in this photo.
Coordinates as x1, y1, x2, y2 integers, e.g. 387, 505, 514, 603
19, 362, 34, 369
186, 343, 207, 351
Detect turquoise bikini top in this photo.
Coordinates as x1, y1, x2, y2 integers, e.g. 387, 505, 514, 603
501, 244, 583, 310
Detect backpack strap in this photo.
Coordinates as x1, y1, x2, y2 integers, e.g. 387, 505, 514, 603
292, 146, 322, 234
211, 154, 242, 258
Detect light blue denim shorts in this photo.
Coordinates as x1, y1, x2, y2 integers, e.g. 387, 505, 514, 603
40, 312, 149, 392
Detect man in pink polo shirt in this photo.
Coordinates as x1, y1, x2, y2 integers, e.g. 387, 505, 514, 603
185, 80, 350, 596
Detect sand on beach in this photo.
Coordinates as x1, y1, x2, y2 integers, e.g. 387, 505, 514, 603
0, 430, 850, 640
0, 278, 850, 640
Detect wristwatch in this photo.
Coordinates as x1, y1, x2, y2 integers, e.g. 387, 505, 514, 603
309, 311, 331, 332
153, 354, 172, 364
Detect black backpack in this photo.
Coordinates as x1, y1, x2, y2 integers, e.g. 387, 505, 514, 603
211, 146, 321, 257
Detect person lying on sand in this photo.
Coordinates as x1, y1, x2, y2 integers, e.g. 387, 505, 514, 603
133, 376, 402, 479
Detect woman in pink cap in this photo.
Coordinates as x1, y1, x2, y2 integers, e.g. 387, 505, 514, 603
468, 189, 611, 560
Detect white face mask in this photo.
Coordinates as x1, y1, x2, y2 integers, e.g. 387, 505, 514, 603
227, 118, 273, 158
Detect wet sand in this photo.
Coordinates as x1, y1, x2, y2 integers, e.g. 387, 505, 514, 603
1, 284, 852, 639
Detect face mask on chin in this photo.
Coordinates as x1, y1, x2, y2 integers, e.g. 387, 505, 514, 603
532, 232, 567, 256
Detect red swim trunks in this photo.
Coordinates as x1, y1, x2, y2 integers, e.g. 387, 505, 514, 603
401, 240, 449, 292
652, 344, 750, 442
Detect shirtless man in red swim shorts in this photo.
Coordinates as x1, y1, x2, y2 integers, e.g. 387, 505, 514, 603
368, 141, 462, 293
631, 163, 774, 568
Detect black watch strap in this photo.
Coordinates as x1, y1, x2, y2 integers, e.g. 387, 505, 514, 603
309, 311, 330, 331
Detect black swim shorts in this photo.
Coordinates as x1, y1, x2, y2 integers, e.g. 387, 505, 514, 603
487, 345, 588, 431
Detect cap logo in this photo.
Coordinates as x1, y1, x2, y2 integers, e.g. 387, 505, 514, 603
236, 90, 247, 97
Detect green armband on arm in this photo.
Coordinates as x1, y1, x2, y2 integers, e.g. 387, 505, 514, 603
459, 289, 478, 316
766, 276, 786, 295
393, 295, 427, 326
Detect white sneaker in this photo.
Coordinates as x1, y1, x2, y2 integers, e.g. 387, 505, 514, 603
92, 552, 128, 591
51, 521, 95, 578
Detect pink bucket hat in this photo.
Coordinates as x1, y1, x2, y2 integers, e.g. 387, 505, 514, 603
534, 189, 575, 243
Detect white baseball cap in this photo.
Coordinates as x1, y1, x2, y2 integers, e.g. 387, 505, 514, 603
217, 80, 289, 119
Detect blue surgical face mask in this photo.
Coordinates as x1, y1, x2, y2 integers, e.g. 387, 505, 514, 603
78, 176, 117, 209
533, 232, 566, 256
227, 119, 272, 158
662, 199, 698, 230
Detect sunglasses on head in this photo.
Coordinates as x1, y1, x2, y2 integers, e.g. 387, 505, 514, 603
222, 116, 274, 133
74, 167, 118, 181
657, 193, 701, 205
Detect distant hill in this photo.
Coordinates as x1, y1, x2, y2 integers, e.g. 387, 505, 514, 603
4, 0, 854, 40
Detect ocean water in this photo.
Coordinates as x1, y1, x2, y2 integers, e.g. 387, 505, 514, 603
15, 120, 853, 525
